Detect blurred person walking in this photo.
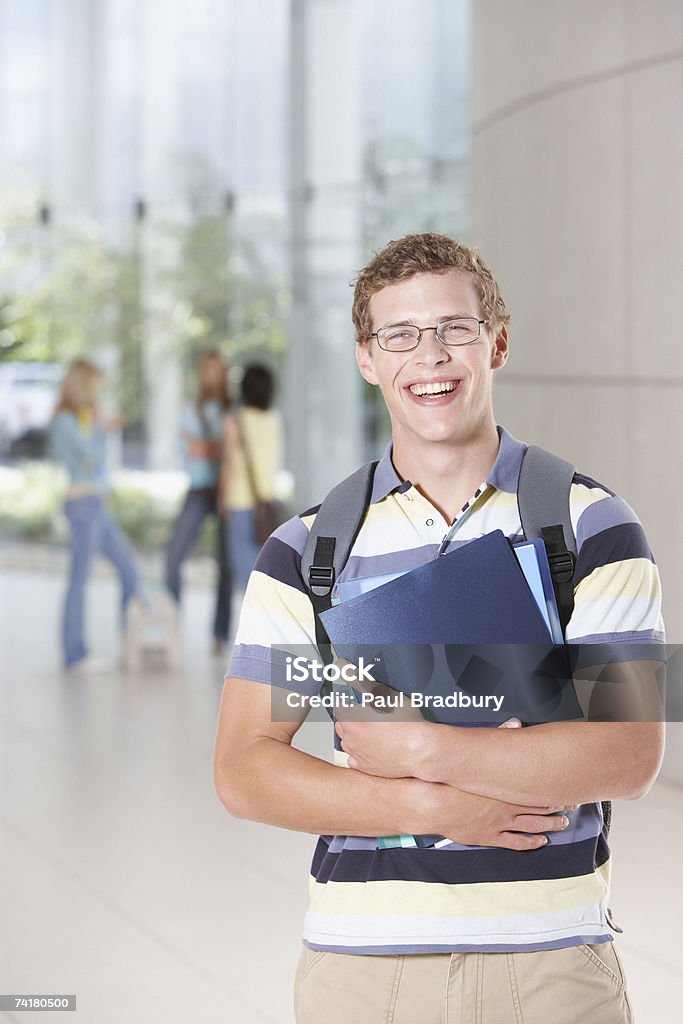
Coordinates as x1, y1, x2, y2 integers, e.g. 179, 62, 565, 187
51, 359, 139, 674
165, 349, 232, 655
220, 364, 284, 593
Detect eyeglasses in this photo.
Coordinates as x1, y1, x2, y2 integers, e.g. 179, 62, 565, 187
369, 317, 489, 352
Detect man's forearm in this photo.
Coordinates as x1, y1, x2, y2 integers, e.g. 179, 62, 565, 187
215, 734, 435, 837
215, 679, 574, 848
214, 734, 574, 851
414, 720, 665, 805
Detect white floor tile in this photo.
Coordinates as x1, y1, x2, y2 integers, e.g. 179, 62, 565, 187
2, 566, 682, 1024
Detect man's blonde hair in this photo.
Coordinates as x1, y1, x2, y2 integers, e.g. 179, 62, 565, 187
352, 233, 510, 344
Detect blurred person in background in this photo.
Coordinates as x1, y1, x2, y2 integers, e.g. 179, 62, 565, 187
220, 363, 284, 593
51, 358, 139, 675
165, 349, 232, 655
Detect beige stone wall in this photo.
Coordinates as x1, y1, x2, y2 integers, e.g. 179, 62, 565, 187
470, 1, 683, 777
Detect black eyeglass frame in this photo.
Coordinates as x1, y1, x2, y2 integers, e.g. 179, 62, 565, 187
368, 317, 490, 352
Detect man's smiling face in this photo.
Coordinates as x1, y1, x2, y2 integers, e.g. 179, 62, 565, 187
356, 270, 508, 456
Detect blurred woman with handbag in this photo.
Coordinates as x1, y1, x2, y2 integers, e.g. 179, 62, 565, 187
220, 364, 284, 593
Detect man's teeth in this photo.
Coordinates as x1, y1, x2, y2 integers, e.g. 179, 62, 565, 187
409, 381, 457, 397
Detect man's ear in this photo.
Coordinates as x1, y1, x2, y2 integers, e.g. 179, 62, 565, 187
355, 341, 379, 385
491, 325, 508, 370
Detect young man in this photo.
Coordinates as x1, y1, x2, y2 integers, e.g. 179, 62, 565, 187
214, 234, 664, 1023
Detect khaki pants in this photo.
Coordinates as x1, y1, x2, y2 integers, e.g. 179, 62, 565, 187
294, 943, 634, 1024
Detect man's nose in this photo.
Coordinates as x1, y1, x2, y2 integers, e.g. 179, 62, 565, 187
415, 327, 448, 363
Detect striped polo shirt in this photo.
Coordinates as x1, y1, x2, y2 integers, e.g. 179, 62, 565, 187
227, 427, 665, 955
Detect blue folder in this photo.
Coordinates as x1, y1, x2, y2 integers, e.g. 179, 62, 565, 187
513, 539, 564, 644
321, 530, 582, 724
337, 538, 563, 644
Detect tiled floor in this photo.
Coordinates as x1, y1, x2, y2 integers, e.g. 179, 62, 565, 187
1, 566, 681, 1023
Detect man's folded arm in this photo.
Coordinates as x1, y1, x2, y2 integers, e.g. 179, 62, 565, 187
213, 678, 573, 850
337, 660, 666, 807
412, 718, 664, 807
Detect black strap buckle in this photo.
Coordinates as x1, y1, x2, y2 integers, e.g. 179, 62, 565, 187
308, 564, 335, 593
547, 551, 576, 584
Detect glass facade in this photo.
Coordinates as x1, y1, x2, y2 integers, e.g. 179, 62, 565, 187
0, 0, 470, 503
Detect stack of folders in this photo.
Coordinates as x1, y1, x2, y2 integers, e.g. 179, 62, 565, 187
321, 529, 582, 727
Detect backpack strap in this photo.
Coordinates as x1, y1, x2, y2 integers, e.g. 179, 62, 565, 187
301, 461, 378, 664
516, 446, 611, 832
517, 445, 577, 635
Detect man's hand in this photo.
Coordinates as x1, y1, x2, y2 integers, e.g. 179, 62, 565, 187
335, 676, 522, 780
411, 778, 573, 851
423, 784, 574, 851
335, 715, 433, 778
333, 699, 576, 849
333, 662, 430, 776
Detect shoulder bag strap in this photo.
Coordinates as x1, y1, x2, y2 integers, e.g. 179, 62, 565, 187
234, 411, 262, 504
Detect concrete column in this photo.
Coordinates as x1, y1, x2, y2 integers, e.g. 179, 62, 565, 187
48, 0, 106, 215
137, 0, 183, 469
470, 0, 683, 779
286, 0, 364, 508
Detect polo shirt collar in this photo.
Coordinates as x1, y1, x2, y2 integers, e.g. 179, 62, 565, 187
370, 443, 407, 503
487, 426, 527, 494
370, 425, 527, 504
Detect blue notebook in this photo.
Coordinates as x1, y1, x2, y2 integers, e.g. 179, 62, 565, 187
337, 570, 406, 602
321, 530, 581, 724
337, 538, 563, 644
512, 539, 564, 644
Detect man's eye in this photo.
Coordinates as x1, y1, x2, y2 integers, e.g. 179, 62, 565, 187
441, 321, 469, 334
